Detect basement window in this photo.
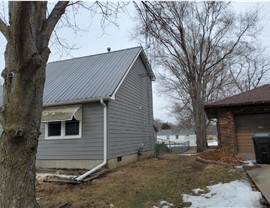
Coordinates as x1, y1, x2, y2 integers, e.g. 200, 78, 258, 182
42, 105, 82, 140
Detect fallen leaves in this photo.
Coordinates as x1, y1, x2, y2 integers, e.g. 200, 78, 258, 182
200, 149, 245, 165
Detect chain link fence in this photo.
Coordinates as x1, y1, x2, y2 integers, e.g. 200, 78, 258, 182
155, 139, 190, 155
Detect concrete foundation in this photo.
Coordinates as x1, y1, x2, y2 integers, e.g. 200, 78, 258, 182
36, 150, 153, 170
107, 151, 153, 170
36, 159, 103, 170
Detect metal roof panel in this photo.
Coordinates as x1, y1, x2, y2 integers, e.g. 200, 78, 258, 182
0, 46, 155, 106
43, 47, 143, 104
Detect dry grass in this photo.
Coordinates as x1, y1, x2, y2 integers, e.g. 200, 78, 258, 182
36, 153, 243, 208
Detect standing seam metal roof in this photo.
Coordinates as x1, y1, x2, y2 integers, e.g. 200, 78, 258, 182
0, 47, 154, 106
42, 46, 154, 105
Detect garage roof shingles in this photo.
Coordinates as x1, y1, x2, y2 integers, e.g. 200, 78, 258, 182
205, 84, 270, 108
204, 84, 270, 119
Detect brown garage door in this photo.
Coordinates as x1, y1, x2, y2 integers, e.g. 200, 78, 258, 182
235, 114, 270, 153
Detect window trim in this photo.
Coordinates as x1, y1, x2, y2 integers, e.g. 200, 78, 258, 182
45, 120, 82, 140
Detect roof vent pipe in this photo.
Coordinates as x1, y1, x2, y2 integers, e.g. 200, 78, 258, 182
107, 47, 111, 52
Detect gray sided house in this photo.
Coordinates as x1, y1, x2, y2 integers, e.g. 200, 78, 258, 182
2, 47, 155, 170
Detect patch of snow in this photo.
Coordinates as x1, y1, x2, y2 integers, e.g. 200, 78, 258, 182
207, 140, 218, 146
179, 153, 198, 156
235, 160, 256, 169
244, 160, 256, 166
153, 200, 174, 208
36, 173, 76, 180
192, 188, 205, 195
182, 180, 262, 208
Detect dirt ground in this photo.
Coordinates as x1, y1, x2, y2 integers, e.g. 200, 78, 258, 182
36, 153, 247, 208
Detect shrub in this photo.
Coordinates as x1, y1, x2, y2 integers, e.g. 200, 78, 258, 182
155, 143, 171, 156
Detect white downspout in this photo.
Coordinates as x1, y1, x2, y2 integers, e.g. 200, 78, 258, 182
75, 99, 107, 181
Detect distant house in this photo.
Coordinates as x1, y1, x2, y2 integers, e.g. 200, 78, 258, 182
157, 129, 196, 146
1, 47, 156, 171
204, 85, 270, 159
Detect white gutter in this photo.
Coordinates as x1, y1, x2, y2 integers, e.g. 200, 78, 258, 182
43, 96, 114, 107
75, 99, 108, 181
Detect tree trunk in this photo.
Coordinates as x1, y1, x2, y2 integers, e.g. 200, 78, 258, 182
0, 133, 40, 207
195, 108, 207, 152
192, 85, 207, 153
0, 40, 49, 207
0, 2, 52, 207
0, 60, 48, 207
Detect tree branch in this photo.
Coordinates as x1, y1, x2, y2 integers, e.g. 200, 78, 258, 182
0, 18, 9, 40
42, 1, 69, 42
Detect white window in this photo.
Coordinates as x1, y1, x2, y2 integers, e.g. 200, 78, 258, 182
42, 105, 82, 140
176, 135, 179, 139
166, 135, 170, 140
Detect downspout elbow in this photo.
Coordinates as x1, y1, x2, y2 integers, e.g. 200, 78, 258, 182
100, 98, 106, 107
75, 99, 108, 181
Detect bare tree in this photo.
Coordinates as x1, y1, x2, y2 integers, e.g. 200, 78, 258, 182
154, 118, 163, 130
0, 1, 125, 207
228, 45, 270, 93
134, 1, 260, 152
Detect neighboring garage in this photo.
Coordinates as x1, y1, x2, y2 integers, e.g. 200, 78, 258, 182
235, 114, 270, 154
204, 84, 270, 159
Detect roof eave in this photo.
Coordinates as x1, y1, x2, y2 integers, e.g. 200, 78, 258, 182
204, 100, 270, 119
139, 48, 156, 81
43, 96, 114, 107
205, 100, 270, 109
110, 47, 156, 99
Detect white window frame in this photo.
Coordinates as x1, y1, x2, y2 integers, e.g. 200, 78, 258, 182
45, 120, 82, 140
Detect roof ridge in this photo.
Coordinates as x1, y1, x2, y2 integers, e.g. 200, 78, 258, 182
48, 46, 142, 65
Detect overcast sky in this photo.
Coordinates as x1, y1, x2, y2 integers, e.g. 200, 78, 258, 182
1, 2, 270, 123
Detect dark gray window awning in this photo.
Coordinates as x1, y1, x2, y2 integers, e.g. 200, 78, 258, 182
41, 105, 82, 122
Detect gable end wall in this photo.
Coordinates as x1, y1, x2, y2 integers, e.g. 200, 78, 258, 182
107, 56, 154, 159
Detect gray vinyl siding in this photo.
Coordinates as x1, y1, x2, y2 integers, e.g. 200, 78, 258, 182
36, 102, 104, 160
108, 56, 154, 159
